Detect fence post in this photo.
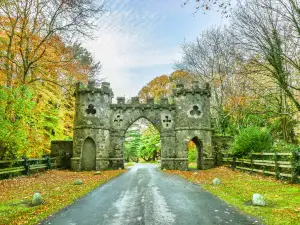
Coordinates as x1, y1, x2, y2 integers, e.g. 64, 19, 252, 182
274, 152, 280, 180
22, 156, 30, 175
262, 153, 266, 177
232, 157, 236, 169
45, 155, 51, 170
291, 151, 299, 183
250, 153, 253, 174
241, 156, 244, 168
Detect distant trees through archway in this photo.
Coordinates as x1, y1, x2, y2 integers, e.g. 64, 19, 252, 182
188, 137, 203, 170
124, 118, 161, 163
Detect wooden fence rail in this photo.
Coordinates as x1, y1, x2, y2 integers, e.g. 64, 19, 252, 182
0, 156, 62, 178
222, 151, 300, 183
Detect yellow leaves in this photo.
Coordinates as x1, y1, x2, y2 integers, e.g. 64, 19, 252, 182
169, 70, 194, 85
188, 140, 196, 149
139, 74, 170, 103
138, 70, 195, 103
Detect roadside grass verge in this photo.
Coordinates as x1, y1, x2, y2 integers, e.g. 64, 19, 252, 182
166, 166, 300, 225
0, 169, 125, 225
125, 161, 135, 167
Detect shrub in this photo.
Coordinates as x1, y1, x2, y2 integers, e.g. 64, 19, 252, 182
188, 147, 197, 163
231, 127, 273, 157
272, 140, 299, 152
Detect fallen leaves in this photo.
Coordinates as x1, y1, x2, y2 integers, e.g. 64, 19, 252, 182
166, 166, 300, 225
0, 169, 125, 225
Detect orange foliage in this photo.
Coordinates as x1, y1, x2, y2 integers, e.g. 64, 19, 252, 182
138, 70, 195, 103
0, 170, 125, 224
188, 140, 196, 149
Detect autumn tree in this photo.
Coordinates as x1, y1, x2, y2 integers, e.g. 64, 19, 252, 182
138, 70, 194, 103
0, 0, 104, 159
177, 26, 239, 134
182, 0, 232, 15
0, 0, 105, 87
232, 0, 300, 111
138, 75, 170, 103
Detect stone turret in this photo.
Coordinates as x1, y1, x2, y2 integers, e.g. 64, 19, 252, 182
172, 81, 213, 170
71, 80, 114, 171
173, 81, 211, 129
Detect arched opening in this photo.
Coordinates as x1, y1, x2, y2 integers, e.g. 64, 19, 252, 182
187, 137, 203, 170
82, 137, 96, 171
124, 118, 161, 166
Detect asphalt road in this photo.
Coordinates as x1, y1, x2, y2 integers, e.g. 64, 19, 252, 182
41, 164, 262, 225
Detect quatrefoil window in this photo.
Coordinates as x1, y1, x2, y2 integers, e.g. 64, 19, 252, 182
86, 104, 96, 115
190, 105, 201, 116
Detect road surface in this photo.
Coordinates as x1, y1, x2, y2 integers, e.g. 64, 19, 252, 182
41, 164, 262, 225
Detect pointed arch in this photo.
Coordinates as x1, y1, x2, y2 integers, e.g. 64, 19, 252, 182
189, 136, 203, 169
124, 116, 161, 134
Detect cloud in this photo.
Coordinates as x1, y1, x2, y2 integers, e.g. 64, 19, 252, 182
86, 0, 170, 68
82, 0, 229, 99
83, 0, 182, 98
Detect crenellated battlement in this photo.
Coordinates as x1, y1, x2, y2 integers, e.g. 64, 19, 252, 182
173, 81, 211, 97
111, 96, 174, 109
74, 80, 114, 97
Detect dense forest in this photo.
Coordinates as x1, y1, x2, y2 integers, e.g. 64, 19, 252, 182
2, 0, 300, 161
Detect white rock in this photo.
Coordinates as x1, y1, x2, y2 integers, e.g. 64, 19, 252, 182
252, 193, 266, 206
32, 192, 43, 206
213, 178, 221, 185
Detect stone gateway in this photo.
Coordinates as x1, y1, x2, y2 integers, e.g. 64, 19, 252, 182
71, 80, 215, 171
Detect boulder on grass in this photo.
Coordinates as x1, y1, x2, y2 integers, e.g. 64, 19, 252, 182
32, 193, 43, 206
74, 179, 83, 185
252, 193, 266, 206
94, 171, 102, 175
212, 178, 221, 185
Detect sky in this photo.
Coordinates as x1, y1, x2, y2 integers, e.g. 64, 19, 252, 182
83, 0, 231, 101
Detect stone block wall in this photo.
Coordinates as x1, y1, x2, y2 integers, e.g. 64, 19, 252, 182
212, 136, 233, 166
50, 140, 73, 168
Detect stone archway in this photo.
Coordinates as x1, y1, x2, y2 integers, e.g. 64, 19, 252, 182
70, 80, 214, 171
82, 137, 96, 170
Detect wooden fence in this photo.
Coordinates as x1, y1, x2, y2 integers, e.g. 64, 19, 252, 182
0, 156, 62, 178
222, 152, 300, 183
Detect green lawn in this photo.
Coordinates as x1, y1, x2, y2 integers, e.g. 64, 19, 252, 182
166, 166, 300, 225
